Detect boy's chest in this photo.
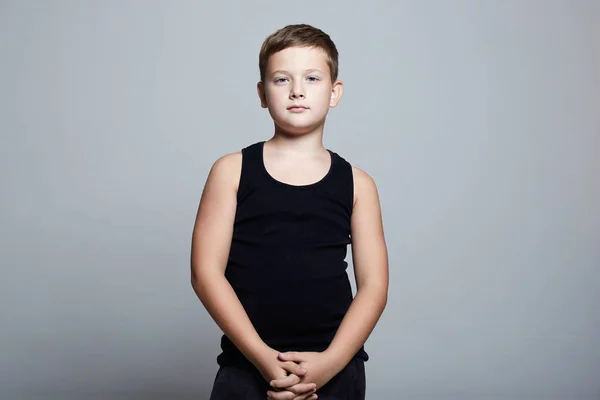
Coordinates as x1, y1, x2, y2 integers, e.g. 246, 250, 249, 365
234, 188, 351, 244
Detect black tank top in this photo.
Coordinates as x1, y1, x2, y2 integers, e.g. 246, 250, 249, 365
216, 141, 369, 370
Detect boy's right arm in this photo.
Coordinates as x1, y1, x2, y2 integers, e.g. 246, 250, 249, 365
190, 152, 269, 367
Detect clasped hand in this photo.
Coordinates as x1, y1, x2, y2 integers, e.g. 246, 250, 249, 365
257, 349, 339, 400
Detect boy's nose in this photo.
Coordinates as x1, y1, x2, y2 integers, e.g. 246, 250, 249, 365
290, 84, 305, 99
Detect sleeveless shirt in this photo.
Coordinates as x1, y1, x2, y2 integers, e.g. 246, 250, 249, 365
216, 141, 369, 370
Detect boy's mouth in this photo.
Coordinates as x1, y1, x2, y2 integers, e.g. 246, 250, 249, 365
287, 105, 309, 112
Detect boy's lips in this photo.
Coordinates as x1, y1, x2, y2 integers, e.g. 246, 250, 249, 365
287, 105, 309, 112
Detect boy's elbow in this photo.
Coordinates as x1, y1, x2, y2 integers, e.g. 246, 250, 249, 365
190, 265, 208, 290
190, 263, 224, 294
361, 281, 388, 306
190, 270, 202, 295
190, 260, 206, 291
190, 271, 200, 290
376, 286, 388, 307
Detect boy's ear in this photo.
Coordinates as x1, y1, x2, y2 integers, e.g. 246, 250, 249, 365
329, 80, 344, 108
257, 81, 268, 108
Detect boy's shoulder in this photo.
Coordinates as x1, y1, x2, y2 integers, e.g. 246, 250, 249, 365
329, 149, 374, 185
212, 150, 242, 171
328, 149, 377, 206
214, 141, 261, 167
208, 151, 243, 191
207, 141, 264, 191
350, 164, 374, 183
351, 165, 377, 201
210, 140, 263, 177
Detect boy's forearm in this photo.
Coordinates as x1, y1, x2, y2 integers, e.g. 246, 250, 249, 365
324, 285, 387, 371
191, 272, 269, 366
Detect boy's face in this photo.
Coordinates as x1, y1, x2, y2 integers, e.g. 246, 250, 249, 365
257, 46, 343, 134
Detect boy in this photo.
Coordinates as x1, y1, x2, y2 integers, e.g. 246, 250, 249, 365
191, 24, 388, 400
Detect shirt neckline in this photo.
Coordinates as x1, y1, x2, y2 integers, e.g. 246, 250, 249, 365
260, 141, 334, 189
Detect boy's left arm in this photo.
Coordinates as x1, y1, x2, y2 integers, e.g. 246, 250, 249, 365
324, 166, 389, 371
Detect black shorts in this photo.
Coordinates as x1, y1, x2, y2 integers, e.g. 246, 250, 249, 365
209, 357, 366, 400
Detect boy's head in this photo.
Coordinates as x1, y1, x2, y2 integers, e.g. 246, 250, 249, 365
257, 24, 343, 134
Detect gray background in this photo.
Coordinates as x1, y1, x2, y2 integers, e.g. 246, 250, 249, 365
1, 1, 599, 399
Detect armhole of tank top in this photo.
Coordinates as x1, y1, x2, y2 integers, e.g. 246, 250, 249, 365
331, 152, 355, 219
348, 160, 355, 218
236, 147, 248, 202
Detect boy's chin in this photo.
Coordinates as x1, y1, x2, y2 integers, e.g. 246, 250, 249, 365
274, 117, 326, 134
275, 122, 322, 136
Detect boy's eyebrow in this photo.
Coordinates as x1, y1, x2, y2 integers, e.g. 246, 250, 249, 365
271, 69, 324, 75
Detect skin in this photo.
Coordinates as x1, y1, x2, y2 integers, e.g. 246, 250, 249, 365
191, 46, 388, 400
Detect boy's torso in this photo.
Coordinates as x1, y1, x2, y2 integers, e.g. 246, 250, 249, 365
217, 141, 368, 368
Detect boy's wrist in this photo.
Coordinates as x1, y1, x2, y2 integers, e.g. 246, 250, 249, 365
321, 347, 350, 372
245, 341, 274, 367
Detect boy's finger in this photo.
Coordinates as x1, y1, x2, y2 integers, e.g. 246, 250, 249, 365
269, 374, 301, 388
294, 392, 318, 400
274, 383, 317, 396
279, 352, 305, 362
285, 382, 317, 395
281, 362, 307, 376
267, 389, 299, 400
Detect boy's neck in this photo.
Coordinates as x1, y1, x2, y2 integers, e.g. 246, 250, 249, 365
269, 124, 326, 153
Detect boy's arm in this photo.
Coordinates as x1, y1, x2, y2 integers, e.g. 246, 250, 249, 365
323, 166, 389, 371
190, 153, 270, 367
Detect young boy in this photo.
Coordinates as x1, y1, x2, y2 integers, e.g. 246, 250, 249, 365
191, 24, 388, 400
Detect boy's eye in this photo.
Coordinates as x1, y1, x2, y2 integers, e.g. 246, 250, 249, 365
274, 76, 319, 83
